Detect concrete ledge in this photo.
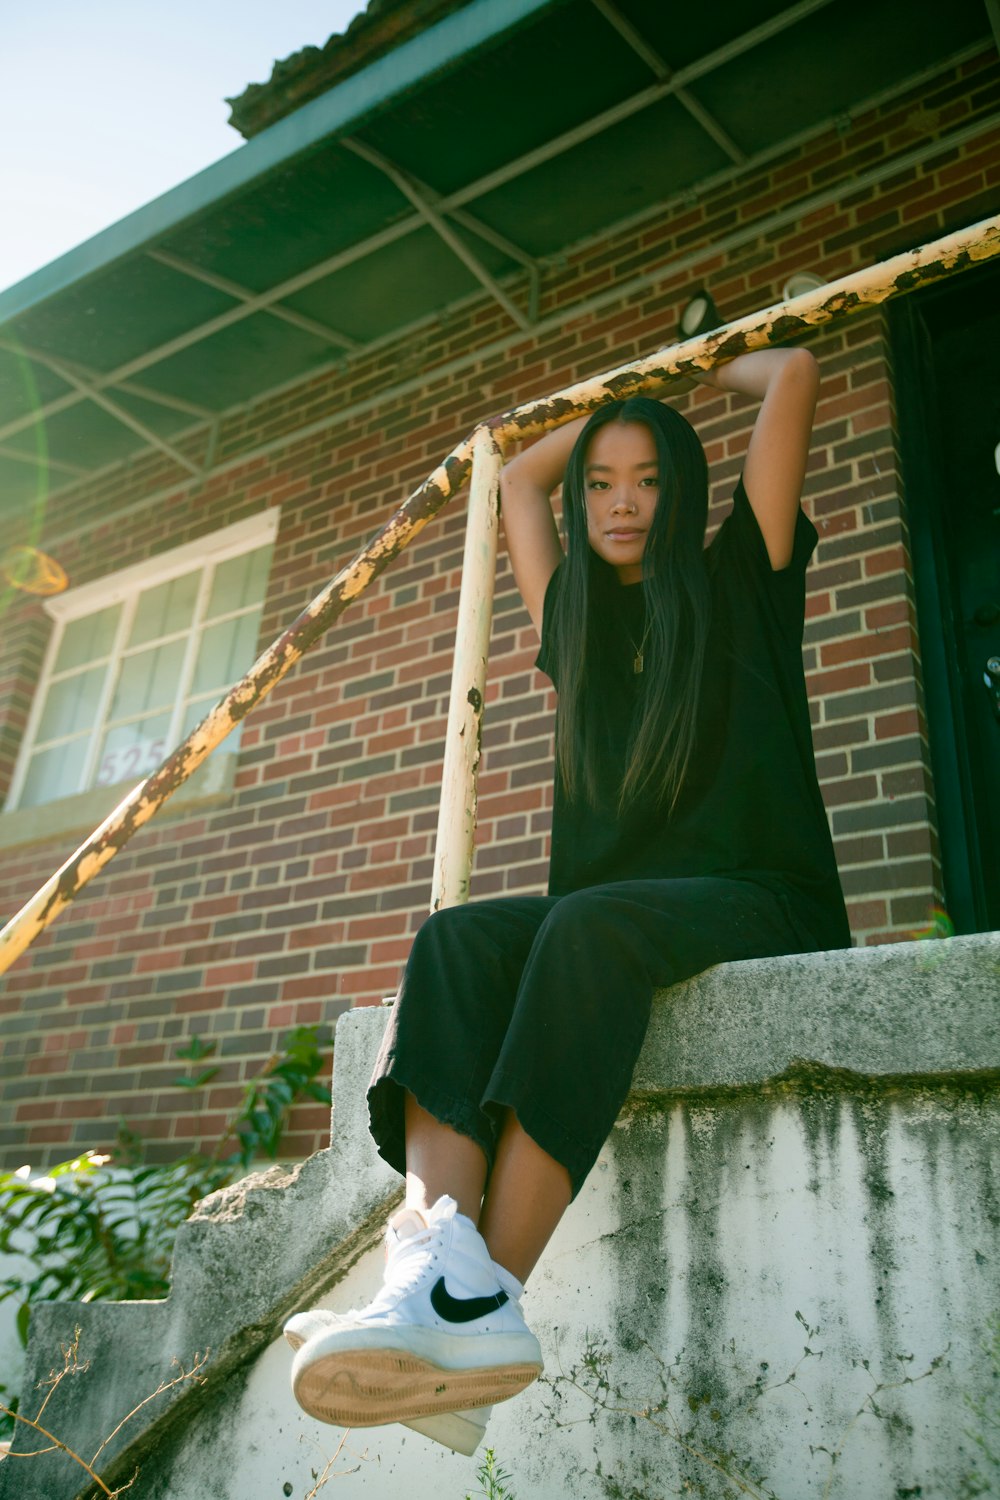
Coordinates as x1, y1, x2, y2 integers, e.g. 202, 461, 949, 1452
2, 933, 996, 1498
633, 932, 1000, 1094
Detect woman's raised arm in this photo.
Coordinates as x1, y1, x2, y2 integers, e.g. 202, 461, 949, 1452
499, 416, 586, 637
697, 347, 819, 570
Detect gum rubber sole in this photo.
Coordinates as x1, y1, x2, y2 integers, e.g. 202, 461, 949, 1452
285, 1321, 492, 1452
292, 1348, 541, 1428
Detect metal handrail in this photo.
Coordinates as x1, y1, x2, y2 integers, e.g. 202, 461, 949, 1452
1, 214, 998, 975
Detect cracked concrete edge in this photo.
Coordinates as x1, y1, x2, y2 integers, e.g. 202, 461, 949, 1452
630, 932, 1000, 1094
0, 1004, 400, 1500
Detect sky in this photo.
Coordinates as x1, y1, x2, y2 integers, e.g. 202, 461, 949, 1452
0, 0, 368, 295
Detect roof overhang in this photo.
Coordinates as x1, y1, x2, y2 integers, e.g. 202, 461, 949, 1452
0, 0, 993, 526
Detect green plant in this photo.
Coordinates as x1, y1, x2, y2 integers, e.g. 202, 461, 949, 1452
465, 1446, 518, 1500
172, 1033, 221, 1090
212, 1023, 335, 1170
0, 1378, 17, 1442
0, 1024, 332, 1440
0, 1326, 206, 1497
0, 1139, 227, 1311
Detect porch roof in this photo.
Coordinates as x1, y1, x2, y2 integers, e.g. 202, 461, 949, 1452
0, 0, 992, 525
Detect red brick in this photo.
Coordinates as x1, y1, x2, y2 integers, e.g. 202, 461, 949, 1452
821, 775, 879, 808
846, 899, 888, 930
805, 592, 832, 619
865, 599, 914, 630
820, 626, 914, 667
205, 963, 258, 987
865, 546, 909, 578
14, 1102, 56, 1123
875, 709, 924, 741
806, 663, 872, 697
25, 1124, 73, 1146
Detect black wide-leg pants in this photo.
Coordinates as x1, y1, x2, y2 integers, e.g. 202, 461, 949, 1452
367, 876, 814, 1198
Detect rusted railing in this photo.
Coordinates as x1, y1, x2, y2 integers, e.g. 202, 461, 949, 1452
1, 214, 998, 975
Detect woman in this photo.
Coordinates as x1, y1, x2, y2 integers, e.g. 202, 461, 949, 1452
284, 346, 850, 1451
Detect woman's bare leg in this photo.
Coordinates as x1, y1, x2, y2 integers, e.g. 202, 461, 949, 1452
404, 1094, 571, 1284
478, 1111, 572, 1284
404, 1092, 488, 1222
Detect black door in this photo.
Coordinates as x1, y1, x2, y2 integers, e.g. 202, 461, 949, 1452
892, 257, 1000, 934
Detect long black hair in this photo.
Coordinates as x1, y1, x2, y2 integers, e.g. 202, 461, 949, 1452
550, 396, 711, 812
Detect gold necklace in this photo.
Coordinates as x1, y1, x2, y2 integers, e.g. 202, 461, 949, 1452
626, 621, 651, 674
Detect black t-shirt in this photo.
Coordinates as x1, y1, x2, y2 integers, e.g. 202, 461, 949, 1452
535, 477, 850, 951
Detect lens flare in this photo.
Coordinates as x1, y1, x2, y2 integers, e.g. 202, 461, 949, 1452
911, 905, 954, 969
1, 333, 53, 619
911, 906, 954, 942
0, 544, 68, 595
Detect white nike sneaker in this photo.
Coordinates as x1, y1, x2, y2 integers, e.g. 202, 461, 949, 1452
288, 1195, 542, 1429
283, 1307, 491, 1455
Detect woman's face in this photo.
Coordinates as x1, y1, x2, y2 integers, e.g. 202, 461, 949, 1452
583, 420, 660, 584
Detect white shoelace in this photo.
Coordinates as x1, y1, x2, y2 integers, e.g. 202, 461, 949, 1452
364, 1221, 444, 1315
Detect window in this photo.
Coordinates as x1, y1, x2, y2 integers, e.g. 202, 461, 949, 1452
5, 511, 279, 811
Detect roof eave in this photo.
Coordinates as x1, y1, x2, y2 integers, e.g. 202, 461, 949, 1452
227, 0, 474, 139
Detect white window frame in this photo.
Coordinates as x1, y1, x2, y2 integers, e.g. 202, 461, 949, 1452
5, 509, 280, 813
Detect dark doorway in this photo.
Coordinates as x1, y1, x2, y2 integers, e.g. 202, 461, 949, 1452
891, 257, 1000, 934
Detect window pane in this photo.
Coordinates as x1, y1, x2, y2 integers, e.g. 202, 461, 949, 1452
190, 610, 261, 696
53, 605, 122, 672
93, 712, 171, 788
206, 544, 273, 620
129, 570, 200, 647
109, 640, 186, 722
15, 527, 272, 812
36, 665, 107, 742
20, 742, 86, 807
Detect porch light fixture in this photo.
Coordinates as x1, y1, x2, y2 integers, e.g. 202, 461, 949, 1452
782, 271, 826, 301
678, 289, 722, 340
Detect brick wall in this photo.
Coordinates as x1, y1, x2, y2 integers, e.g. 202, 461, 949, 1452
0, 49, 996, 1169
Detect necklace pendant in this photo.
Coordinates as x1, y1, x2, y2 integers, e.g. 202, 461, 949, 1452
633, 653, 643, 674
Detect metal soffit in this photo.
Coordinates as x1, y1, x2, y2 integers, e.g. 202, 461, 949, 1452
0, 0, 993, 521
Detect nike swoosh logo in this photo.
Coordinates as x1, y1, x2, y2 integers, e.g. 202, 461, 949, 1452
429, 1276, 509, 1324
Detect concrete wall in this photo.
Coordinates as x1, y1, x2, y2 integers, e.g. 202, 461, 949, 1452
2, 933, 997, 1499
